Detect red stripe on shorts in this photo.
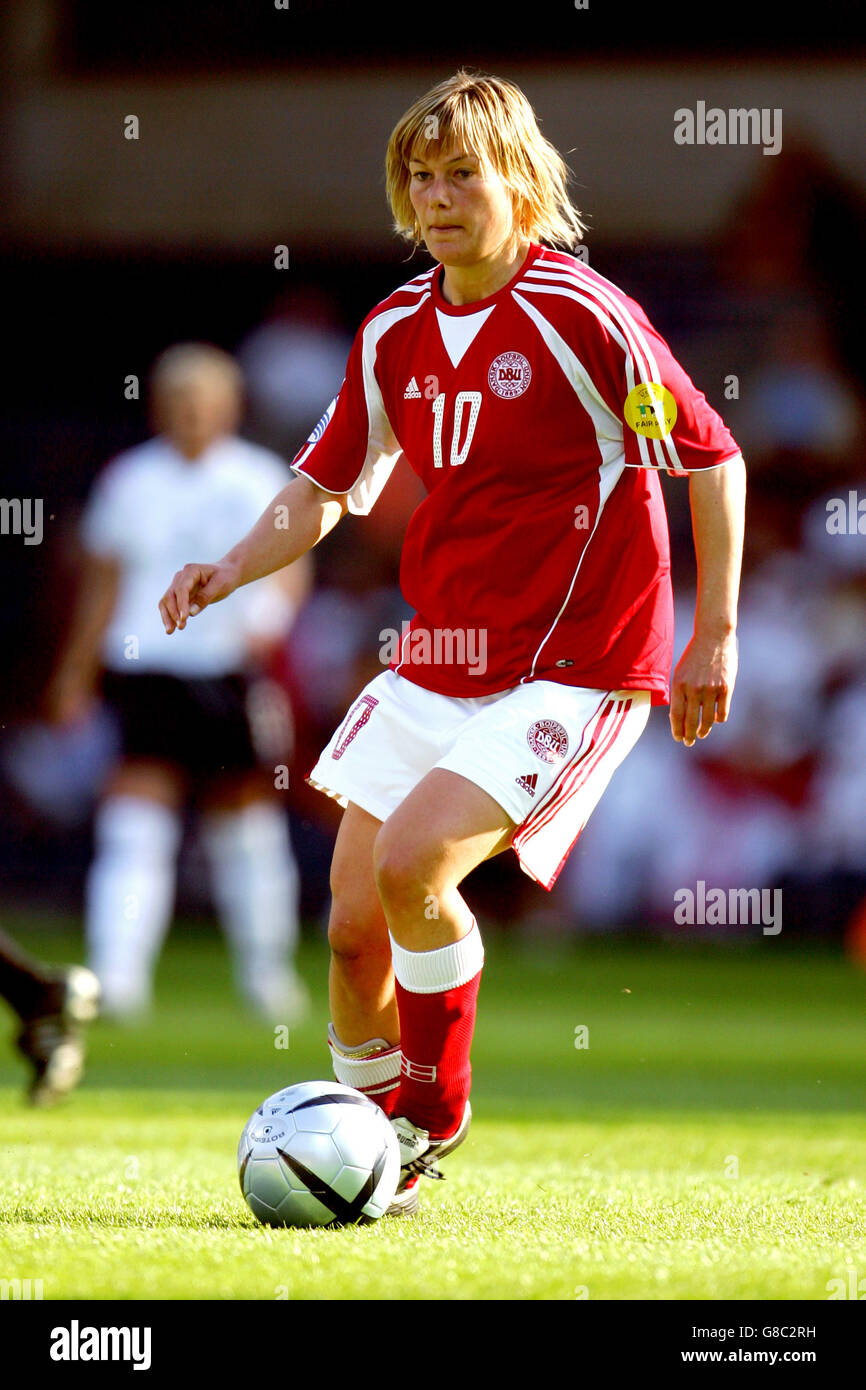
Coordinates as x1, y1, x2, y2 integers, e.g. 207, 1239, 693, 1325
514, 696, 616, 846
515, 697, 631, 849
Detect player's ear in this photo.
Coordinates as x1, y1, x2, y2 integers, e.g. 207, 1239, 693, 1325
510, 187, 525, 241
149, 383, 168, 436
225, 387, 244, 434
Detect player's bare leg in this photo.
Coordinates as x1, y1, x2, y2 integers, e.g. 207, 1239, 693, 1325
203, 767, 277, 812
373, 768, 513, 1175
374, 769, 513, 951
326, 802, 402, 1112
328, 803, 397, 1044
102, 758, 186, 807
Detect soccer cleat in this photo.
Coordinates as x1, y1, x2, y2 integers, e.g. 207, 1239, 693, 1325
59, 965, 101, 1024
391, 1101, 472, 1182
385, 1174, 421, 1217
15, 965, 100, 1106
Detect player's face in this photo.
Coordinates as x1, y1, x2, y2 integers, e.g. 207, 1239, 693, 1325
153, 374, 238, 459
408, 145, 517, 267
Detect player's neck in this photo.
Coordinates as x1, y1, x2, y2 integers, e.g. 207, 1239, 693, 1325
440, 239, 531, 306
167, 436, 220, 462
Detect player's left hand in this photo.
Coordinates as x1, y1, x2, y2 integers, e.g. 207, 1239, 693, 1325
669, 631, 738, 747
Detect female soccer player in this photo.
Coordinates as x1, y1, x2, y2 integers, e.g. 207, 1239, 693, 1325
159, 71, 745, 1214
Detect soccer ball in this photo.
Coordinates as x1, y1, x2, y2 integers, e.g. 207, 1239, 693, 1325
237, 1080, 401, 1228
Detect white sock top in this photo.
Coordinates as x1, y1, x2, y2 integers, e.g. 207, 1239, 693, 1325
389, 920, 484, 995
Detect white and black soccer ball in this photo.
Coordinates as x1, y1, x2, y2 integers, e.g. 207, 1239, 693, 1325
238, 1080, 401, 1228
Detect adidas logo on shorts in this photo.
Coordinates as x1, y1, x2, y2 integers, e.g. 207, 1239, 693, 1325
403, 376, 422, 399
516, 773, 538, 796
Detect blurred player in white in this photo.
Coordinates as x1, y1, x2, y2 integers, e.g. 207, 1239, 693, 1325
48, 344, 310, 1020
159, 73, 746, 1212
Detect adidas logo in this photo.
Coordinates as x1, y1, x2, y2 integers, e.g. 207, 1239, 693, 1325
516, 773, 538, 796
403, 376, 422, 399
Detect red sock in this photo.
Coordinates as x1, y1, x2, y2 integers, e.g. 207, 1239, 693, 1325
372, 1081, 401, 1118
390, 921, 484, 1138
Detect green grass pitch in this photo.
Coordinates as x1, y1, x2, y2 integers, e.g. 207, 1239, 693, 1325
0, 914, 864, 1300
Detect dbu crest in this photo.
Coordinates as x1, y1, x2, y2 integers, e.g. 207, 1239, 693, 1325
488, 352, 532, 399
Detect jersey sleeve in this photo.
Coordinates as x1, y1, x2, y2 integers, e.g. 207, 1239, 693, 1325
290, 315, 404, 515
577, 291, 743, 477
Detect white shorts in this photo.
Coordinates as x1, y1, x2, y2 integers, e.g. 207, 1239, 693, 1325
307, 670, 651, 890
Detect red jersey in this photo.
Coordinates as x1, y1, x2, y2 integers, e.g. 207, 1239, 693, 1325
291, 243, 741, 704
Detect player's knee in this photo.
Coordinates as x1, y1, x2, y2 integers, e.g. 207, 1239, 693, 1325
327, 906, 387, 964
329, 846, 379, 922
372, 828, 433, 918
328, 849, 387, 960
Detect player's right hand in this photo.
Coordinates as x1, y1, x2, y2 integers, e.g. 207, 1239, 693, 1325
159, 560, 239, 634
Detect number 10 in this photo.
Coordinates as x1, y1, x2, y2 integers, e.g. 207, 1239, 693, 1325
431, 391, 482, 468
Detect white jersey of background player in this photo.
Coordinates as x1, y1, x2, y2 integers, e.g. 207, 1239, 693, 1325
47, 345, 311, 1019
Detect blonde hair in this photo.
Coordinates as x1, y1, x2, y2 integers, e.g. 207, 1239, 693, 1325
385, 69, 586, 251
150, 342, 243, 400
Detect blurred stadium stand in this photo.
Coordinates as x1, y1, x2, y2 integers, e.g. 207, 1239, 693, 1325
2, 0, 865, 942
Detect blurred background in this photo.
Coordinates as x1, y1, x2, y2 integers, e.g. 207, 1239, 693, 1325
1, 0, 865, 962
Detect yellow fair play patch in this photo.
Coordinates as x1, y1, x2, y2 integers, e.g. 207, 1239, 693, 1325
623, 383, 677, 440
